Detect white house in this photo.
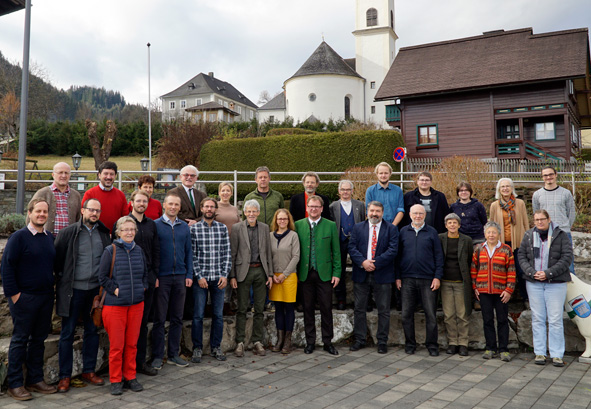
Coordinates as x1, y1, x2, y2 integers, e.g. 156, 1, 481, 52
160, 72, 258, 123
282, 0, 398, 127
259, 92, 286, 123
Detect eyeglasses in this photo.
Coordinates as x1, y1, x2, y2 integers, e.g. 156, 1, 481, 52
541, 173, 555, 178
120, 228, 136, 233
339, 188, 352, 192
307, 205, 322, 209
181, 174, 197, 178
534, 218, 548, 222
458, 189, 470, 192
84, 208, 101, 213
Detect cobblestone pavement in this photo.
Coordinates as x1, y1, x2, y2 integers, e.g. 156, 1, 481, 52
1, 346, 590, 409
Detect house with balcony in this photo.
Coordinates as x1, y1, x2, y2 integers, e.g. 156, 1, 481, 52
375, 27, 591, 161
160, 72, 258, 123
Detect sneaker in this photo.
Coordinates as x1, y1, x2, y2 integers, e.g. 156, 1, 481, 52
552, 357, 565, 367
110, 382, 123, 396
265, 302, 275, 312
192, 348, 202, 363
211, 347, 227, 361
482, 350, 498, 359
123, 379, 143, 392
500, 352, 511, 362
534, 355, 546, 365
253, 341, 266, 356
138, 363, 157, 376
151, 358, 163, 370
167, 355, 189, 367
235, 342, 245, 357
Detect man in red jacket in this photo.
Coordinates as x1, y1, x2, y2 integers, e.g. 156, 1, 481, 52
81, 161, 128, 233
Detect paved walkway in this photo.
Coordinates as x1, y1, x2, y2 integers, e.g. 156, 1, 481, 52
1, 346, 591, 409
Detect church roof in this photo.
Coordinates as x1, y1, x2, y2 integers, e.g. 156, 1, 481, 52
287, 42, 362, 81
259, 92, 286, 110
161, 72, 257, 109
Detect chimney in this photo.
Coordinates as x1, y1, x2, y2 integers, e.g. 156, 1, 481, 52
208, 72, 214, 78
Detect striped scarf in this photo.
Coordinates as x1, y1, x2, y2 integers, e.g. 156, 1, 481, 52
499, 195, 516, 225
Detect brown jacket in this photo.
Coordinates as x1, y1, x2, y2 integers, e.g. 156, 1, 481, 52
168, 185, 206, 224
29, 185, 81, 234
489, 198, 529, 250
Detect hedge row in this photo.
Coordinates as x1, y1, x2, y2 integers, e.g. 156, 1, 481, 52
199, 130, 404, 199
266, 128, 318, 136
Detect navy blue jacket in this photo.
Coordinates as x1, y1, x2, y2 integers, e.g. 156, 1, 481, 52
154, 216, 193, 279
348, 221, 399, 284
396, 224, 444, 281
450, 199, 487, 241
99, 241, 147, 306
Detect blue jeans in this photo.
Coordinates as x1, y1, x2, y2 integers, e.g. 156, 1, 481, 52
526, 281, 568, 358
192, 280, 225, 350
59, 288, 100, 379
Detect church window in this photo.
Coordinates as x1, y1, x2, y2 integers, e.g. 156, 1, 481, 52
371, 106, 376, 114
390, 10, 394, 29
367, 8, 377, 27
370, 82, 376, 89
309, 93, 317, 102
344, 96, 351, 119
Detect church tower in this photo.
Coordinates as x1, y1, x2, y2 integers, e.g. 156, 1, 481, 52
353, 0, 397, 126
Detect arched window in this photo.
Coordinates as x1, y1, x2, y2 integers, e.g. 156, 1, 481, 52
390, 10, 394, 29
344, 96, 351, 120
366, 8, 377, 27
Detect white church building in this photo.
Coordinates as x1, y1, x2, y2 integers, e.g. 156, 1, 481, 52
262, 0, 398, 128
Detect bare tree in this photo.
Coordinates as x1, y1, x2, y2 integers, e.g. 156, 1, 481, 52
86, 119, 117, 170
0, 91, 20, 151
258, 90, 273, 106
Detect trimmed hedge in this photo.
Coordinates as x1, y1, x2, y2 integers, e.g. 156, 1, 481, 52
199, 130, 404, 200
266, 128, 318, 136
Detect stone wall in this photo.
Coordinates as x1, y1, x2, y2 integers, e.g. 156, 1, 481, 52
0, 190, 35, 215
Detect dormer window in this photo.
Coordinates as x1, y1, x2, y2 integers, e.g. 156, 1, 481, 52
367, 8, 377, 27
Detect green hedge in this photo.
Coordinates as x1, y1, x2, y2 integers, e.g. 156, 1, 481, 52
199, 130, 404, 200
266, 128, 318, 136
581, 148, 591, 161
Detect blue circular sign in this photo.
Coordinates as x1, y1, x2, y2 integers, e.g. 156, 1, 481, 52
393, 147, 405, 162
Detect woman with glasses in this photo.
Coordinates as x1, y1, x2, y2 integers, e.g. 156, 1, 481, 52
489, 178, 530, 308
518, 210, 573, 367
268, 209, 300, 354
450, 182, 487, 245
99, 216, 147, 395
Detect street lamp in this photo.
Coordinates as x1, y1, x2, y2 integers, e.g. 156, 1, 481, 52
71, 152, 82, 171
140, 157, 149, 172
0, 150, 3, 164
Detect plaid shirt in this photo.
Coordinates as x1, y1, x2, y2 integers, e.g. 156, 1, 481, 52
190, 219, 231, 281
51, 183, 70, 235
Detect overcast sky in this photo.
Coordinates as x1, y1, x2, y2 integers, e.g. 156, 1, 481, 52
0, 0, 589, 107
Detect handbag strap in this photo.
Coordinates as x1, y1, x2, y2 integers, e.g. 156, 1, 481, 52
98, 244, 117, 306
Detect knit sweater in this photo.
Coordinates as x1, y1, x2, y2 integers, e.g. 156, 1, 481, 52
450, 199, 487, 240
82, 186, 128, 233
1, 227, 56, 297
471, 242, 516, 295
532, 186, 576, 232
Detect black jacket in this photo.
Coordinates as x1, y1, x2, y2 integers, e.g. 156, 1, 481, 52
400, 187, 450, 234
124, 213, 160, 286
289, 192, 331, 222
519, 225, 573, 283
54, 219, 112, 317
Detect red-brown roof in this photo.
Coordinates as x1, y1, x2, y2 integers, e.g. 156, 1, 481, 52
375, 27, 590, 100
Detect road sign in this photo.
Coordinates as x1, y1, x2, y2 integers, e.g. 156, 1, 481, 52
393, 147, 406, 162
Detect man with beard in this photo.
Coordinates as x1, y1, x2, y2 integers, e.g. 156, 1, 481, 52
348, 201, 399, 354
1, 199, 57, 400
54, 198, 112, 392
289, 171, 331, 222
190, 198, 231, 363
126, 190, 160, 376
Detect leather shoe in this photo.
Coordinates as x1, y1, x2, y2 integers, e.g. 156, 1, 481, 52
26, 381, 57, 394
459, 346, 469, 356
323, 344, 339, 355
349, 341, 365, 351
377, 344, 388, 354
405, 347, 415, 355
304, 344, 315, 354
138, 363, 158, 376
446, 345, 458, 355
81, 372, 105, 386
429, 349, 440, 357
57, 378, 70, 393
8, 386, 33, 401
337, 301, 346, 311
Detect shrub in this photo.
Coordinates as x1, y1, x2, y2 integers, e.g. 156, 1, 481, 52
342, 166, 377, 202
199, 130, 404, 199
156, 120, 219, 168
0, 213, 26, 235
266, 128, 317, 136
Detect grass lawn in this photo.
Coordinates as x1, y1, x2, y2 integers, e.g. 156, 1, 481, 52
5, 155, 146, 171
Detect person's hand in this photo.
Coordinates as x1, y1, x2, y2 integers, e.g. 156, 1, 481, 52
362, 260, 375, 272
198, 278, 208, 289
185, 278, 193, 287
431, 278, 440, 291
474, 288, 480, 301
500, 290, 511, 304
267, 277, 273, 290
230, 278, 238, 289
218, 277, 227, 289
114, 288, 119, 297
331, 276, 340, 288
396, 279, 402, 290
187, 219, 197, 226
10, 292, 20, 304
534, 270, 547, 281
155, 279, 159, 288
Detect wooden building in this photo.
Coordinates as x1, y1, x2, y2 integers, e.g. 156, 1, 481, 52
375, 28, 591, 160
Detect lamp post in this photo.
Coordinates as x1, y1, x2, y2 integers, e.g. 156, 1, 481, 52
71, 152, 82, 171
0, 150, 3, 164
147, 42, 152, 171
140, 157, 149, 172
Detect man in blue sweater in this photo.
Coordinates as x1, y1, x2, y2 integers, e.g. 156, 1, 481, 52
396, 204, 444, 357
1, 199, 57, 401
151, 192, 193, 370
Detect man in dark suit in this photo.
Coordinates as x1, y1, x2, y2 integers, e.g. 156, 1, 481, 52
329, 180, 366, 310
289, 171, 331, 222
295, 195, 341, 355
168, 165, 206, 226
229, 199, 273, 357
348, 201, 399, 354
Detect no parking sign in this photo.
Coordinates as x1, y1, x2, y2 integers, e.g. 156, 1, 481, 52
393, 147, 406, 162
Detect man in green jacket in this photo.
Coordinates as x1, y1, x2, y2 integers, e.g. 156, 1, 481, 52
243, 166, 285, 225
295, 195, 341, 355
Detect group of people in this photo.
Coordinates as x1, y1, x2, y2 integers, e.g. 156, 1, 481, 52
0, 160, 576, 402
